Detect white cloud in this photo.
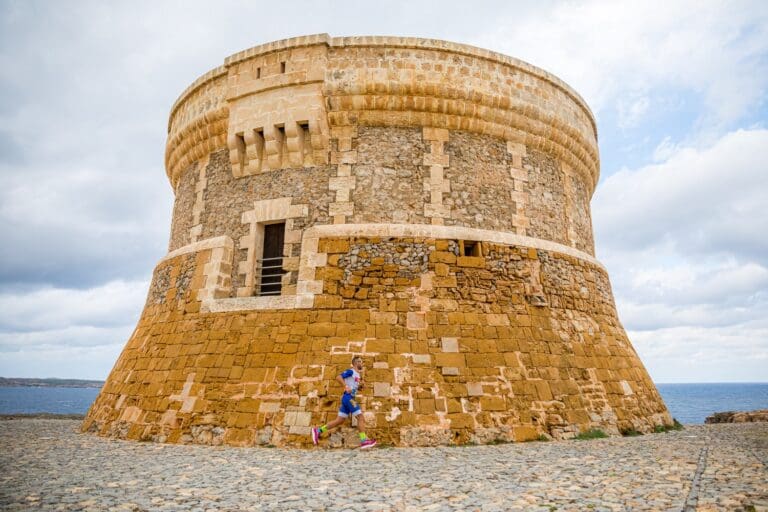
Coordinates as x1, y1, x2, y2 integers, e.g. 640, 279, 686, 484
477, 0, 768, 134
631, 325, 768, 383
617, 95, 650, 129
0, 325, 135, 351
0, 343, 124, 380
594, 128, 768, 261
0, 280, 147, 332
652, 136, 680, 162
0, 279, 145, 381
626, 261, 768, 306
593, 129, 768, 381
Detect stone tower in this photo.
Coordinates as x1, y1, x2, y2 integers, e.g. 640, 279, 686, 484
83, 35, 671, 447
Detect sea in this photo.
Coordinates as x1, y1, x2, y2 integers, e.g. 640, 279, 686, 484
0, 383, 766, 424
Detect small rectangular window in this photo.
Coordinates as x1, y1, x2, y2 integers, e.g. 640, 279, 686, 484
280, 61, 286, 73
461, 240, 481, 257
256, 67, 261, 79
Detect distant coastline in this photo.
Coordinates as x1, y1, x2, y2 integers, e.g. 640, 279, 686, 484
0, 377, 104, 389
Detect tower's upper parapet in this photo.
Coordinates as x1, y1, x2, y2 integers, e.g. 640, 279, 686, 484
165, 34, 599, 194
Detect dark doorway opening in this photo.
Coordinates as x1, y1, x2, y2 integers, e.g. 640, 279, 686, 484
259, 223, 285, 296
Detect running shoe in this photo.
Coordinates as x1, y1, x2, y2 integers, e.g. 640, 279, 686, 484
359, 439, 377, 449
311, 427, 320, 445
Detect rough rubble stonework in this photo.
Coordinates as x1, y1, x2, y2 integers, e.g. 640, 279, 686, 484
83, 34, 672, 447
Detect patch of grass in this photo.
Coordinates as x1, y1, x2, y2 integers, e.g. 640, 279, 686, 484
653, 419, 685, 433
574, 428, 608, 440
621, 428, 643, 437
520, 434, 550, 443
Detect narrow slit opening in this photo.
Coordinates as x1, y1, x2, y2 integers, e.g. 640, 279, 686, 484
235, 132, 246, 170
275, 125, 286, 167
298, 121, 312, 166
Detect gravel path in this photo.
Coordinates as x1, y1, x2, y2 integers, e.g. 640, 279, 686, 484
0, 419, 765, 511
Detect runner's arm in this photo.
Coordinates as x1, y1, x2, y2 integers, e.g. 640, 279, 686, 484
336, 373, 351, 393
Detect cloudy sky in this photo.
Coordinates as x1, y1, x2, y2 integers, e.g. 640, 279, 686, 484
1, 1, 766, 382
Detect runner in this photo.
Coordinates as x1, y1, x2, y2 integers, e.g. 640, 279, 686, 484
311, 355, 376, 449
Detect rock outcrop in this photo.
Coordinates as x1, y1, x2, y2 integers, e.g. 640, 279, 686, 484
705, 410, 768, 423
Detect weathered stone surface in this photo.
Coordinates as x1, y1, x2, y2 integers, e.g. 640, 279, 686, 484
84, 35, 670, 448
84, 235, 671, 447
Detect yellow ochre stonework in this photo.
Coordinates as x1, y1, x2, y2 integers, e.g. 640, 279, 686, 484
83, 34, 671, 447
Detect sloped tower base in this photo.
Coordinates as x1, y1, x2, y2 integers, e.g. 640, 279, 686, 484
83, 230, 671, 447
83, 35, 671, 447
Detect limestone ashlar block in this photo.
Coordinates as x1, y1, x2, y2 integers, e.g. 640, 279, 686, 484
423, 152, 450, 167
441, 337, 459, 352
423, 127, 450, 142
373, 382, 391, 397
328, 202, 353, 217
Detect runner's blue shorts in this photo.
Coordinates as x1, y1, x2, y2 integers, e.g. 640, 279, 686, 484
338, 392, 361, 417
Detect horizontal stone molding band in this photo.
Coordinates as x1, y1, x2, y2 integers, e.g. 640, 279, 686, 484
165, 107, 229, 188
159, 235, 233, 264
168, 65, 228, 133
303, 223, 604, 270
156, 223, 606, 313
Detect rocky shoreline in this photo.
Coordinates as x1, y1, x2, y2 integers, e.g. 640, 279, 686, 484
0, 413, 85, 420
1, 418, 765, 511
706, 409, 768, 424
0, 377, 103, 388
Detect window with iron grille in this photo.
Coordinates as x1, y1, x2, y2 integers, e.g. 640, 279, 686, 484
257, 222, 285, 296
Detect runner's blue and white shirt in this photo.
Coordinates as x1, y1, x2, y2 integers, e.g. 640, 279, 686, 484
340, 368, 361, 397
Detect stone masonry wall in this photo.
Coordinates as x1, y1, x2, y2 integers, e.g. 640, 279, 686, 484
196, 149, 335, 295
83, 236, 670, 448
443, 132, 517, 231
165, 127, 597, 282
567, 170, 595, 253
168, 162, 198, 251
524, 149, 568, 247
349, 126, 430, 225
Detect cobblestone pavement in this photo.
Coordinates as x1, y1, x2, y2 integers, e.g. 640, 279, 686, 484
0, 420, 765, 511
